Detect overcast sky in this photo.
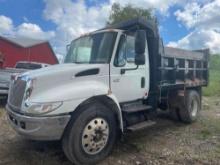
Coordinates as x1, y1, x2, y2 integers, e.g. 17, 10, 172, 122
0, 0, 220, 60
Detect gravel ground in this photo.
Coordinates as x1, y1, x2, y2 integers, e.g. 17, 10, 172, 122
0, 97, 220, 165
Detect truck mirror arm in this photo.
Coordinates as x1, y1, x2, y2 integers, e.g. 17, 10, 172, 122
120, 65, 139, 74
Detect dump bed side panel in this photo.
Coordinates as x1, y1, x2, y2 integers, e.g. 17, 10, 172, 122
159, 47, 209, 89
164, 47, 208, 61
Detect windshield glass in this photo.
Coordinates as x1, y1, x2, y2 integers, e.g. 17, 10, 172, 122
64, 32, 117, 64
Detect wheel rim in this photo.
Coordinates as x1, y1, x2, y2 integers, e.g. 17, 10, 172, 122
82, 118, 109, 155
191, 97, 198, 117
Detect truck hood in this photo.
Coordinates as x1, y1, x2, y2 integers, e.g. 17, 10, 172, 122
21, 63, 109, 102
22, 63, 105, 79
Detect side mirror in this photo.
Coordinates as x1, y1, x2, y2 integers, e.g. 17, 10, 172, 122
135, 30, 146, 65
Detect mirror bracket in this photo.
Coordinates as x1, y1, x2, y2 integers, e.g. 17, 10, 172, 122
120, 65, 139, 74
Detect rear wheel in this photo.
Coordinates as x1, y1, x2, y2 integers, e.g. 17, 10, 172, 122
179, 90, 201, 123
169, 107, 180, 121
62, 102, 117, 165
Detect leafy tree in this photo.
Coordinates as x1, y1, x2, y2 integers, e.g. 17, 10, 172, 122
107, 3, 153, 25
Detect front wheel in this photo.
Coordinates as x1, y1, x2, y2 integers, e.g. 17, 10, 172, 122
62, 102, 117, 165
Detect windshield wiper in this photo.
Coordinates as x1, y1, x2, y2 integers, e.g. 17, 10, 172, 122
72, 61, 88, 64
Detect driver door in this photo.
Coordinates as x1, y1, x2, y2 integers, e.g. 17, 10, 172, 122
110, 34, 149, 103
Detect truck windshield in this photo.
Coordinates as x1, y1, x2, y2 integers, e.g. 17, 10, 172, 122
64, 32, 117, 64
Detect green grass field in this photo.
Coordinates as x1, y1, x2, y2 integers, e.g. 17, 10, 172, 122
203, 54, 220, 96
203, 69, 220, 96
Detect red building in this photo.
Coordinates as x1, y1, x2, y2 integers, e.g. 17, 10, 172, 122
0, 35, 58, 69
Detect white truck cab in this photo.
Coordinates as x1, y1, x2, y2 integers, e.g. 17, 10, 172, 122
6, 18, 209, 165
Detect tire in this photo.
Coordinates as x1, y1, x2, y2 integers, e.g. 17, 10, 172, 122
62, 102, 117, 165
169, 108, 180, 121
179, 90, 201, 123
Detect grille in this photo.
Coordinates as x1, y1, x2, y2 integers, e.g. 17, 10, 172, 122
8, 78, 26, 111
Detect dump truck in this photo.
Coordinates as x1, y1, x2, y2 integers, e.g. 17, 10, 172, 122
6, 18, 209, 165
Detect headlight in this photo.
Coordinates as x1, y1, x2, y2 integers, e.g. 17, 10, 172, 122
24, 78, 35, 101
24, 101, 63, 115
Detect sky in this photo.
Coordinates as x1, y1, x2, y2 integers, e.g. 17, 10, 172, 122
0, 0, 220, 61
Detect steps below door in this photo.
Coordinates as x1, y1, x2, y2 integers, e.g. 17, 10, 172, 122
127, 121, 156, 131
122, 103, 152, 113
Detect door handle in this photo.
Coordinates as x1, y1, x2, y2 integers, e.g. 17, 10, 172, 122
141, 77, 145, 88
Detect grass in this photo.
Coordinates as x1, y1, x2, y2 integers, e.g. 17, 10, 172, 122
210, 54, 220, 70
199, 130, 212, 139
203, 69, 220, 96
203, 54, 220, 96
196, 117, 220, 140
195, 120, 220, 160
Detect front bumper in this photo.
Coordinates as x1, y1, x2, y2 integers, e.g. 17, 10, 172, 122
6, 105, 71, 141
0, 89, 8, 95
0, 85, 9, 95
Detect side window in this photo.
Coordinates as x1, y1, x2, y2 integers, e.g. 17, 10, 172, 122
114, 35, 126, 67
114, 34, 136, 67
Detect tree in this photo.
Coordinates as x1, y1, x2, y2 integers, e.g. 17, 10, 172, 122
107, 3, 153, 25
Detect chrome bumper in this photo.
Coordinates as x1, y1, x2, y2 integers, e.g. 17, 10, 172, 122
0, 83, 9, 95
0, 89, 8, 95
6, 105, 71, 141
